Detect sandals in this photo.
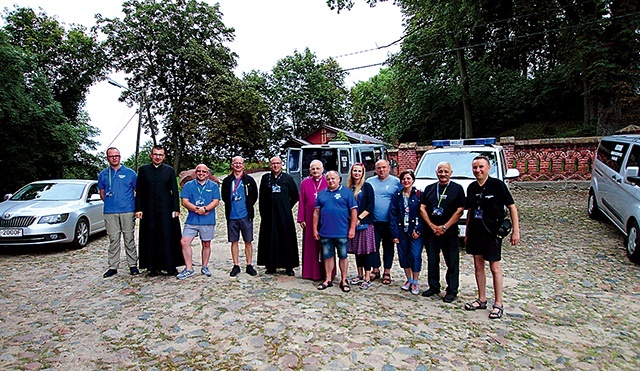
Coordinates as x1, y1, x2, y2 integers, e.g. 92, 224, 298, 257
489, 304, 504, 319
370, 270, 380, 281
381, 273, 391, 285
349, 276, 363, 285
317, 281, 333, 290
339, 282, 351, 293
464, 299, 488, 311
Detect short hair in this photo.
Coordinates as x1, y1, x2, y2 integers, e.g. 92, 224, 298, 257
375, 159, 390, 168
105, 147, 119, 155
436, 161, 451, 170
399, 170, 415, 181
309, 160, 324, 170
152, 145, 165, 152
472, 155, 491, 166
325, 170, 339, 178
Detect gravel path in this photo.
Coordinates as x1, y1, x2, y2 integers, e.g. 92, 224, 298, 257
1, 181, 639, 370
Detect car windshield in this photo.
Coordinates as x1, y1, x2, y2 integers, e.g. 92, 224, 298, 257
415, 150, 499, 179
10, 183, 85, 201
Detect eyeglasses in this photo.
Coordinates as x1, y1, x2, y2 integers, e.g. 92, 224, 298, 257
107, 155, 120, 159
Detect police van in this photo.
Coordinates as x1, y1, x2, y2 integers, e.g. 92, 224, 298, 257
413, 137, 520, 237
286, 141, 390, 188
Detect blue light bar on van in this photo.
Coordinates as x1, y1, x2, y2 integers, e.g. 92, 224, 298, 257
432, 138, 496, 147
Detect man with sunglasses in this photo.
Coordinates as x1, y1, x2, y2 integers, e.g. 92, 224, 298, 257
177, 164, 220, 279
98, 147, 138, 278
136, 145, 184, 276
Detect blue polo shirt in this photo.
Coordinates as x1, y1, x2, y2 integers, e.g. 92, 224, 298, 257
180, 179, 221, 225
229, 178, 248, 220
98, 165, 137, 214
366, 175, 401, 222
315, 185, 357, 238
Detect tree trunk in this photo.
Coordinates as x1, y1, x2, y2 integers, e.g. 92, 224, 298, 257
455, 37, 473, 138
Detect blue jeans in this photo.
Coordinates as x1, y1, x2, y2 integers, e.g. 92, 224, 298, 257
320, 237, 348, 260
372, 222, 394, 270
397, 232, 422, 272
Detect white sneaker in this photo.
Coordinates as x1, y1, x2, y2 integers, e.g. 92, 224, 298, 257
401, 280, 411, 291
177, 268, 194, 280
411, 283, 420, 295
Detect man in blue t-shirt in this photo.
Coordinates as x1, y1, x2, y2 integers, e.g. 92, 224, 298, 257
366, 159, 401, 284
176, 164, 221, 280
313, 171, 357, 292
98, 147, 138, 278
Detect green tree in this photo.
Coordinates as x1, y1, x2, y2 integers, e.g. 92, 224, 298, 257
97, 0, 263, 171
0, 8, 106, 194
348, 68, 396, 142
266, 48, 349, 150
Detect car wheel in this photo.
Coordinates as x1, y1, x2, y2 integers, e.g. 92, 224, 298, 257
587, 190, 601, 219
72, 218, 90, 249
627, 220, 640, 264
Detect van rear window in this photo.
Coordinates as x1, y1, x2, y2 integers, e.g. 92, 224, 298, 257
301, 148, 339, 177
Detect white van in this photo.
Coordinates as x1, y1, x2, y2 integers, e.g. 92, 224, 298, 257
286, 141, 389, 187
588, 134, 640, 263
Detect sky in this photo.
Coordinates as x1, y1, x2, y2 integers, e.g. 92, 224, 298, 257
1, 0, 405, 160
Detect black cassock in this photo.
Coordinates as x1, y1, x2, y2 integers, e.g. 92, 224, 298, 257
136, 163, 184, 272
257, 171, 299, 269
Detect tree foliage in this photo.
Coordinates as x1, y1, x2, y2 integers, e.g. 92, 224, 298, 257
0, 8, 106, 195
97, 0, 268, 171
330, 0, 639, 142
265, 48, 349, 152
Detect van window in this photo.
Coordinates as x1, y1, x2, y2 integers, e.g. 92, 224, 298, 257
339, 149, 349, 174
288, 150, 301, 172
301, 148, 338, 178
361, 150, 376, 172
627, 145, 640, 168
597, 140, 629, 173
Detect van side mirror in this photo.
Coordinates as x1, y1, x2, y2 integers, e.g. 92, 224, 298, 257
626, 166, 640, 185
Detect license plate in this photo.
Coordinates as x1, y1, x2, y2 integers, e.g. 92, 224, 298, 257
0, 228, 23, 237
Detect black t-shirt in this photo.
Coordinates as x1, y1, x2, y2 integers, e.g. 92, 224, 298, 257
466, 177, 514, 235
421, 181, 466, 232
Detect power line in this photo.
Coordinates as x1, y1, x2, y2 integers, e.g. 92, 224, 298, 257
105, 111, 138, 150
341, 10, 640, 73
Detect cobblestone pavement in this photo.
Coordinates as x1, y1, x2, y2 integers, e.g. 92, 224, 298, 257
1, 181, 639, 370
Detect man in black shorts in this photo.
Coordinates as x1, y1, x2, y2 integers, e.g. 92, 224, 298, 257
464, 156, 520, 319
221, 156, 259, 277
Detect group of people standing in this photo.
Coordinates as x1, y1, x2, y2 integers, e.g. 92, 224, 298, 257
99, 147, 519, 319
298, 157, 520, 319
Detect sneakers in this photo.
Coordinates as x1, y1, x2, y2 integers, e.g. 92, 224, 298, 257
177, 268, 195, 280
411, 283, 420, 295
230, 265, 241, 277
360, 281, 371, 290
201, 266, 212, 277
401, 280, 411, 291
349, 276, 364, 285
246, 265, 257, 276
103, 269, 117, 278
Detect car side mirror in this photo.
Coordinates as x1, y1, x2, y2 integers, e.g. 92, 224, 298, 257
3, 193, 11, 201
89, 193, 102, 201
505, 168, 520, 179
626, 166, 640, 185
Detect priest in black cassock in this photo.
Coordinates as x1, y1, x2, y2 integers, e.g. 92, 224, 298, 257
135, 145, 184, 276
257, 156, 300, 276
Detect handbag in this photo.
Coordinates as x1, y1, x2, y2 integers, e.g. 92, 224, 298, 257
356, 223, 368, 231
497, 219, 512, 238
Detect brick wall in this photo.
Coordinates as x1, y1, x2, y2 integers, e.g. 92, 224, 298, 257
388, 136, 600, 181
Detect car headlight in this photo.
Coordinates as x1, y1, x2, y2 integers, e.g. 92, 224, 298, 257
38, 213, 70, 224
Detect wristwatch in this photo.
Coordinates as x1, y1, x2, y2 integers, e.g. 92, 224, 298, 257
203, 207, 207, 212
442, 225, 447, 232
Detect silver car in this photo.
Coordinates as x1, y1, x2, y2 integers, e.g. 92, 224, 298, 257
0, 180, 105, 248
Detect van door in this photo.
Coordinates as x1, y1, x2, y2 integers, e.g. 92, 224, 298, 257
287, 148, 302, 188
596, 140, 630, 225
610, 144, 640, 226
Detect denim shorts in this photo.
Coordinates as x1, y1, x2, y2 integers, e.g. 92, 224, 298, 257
320, 237, 348, 260
182, 224, 215, 241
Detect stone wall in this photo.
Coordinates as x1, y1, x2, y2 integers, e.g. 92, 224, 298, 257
388, 136, 600, 181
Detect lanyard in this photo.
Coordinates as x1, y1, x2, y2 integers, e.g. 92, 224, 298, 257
197, 180, 208, 196
232, 177, 242, 195
436, 182, 449, 208
268, 172, 282, 188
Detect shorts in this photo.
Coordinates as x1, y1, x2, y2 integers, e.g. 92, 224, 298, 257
182, 224, 215, 241
465, 231, 502, 262
320, 237, 348, 260
227, 217, 253, 243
